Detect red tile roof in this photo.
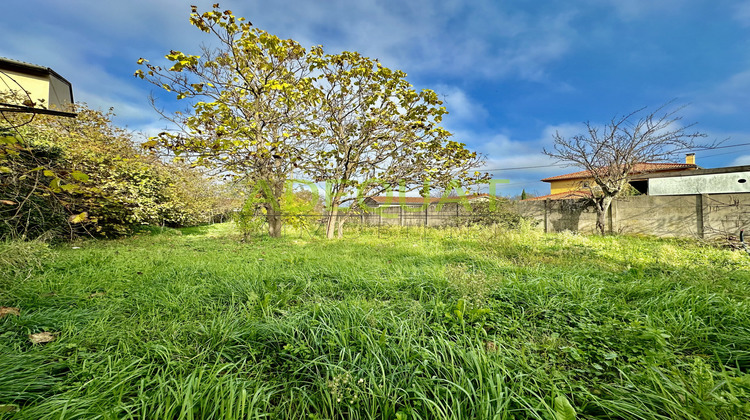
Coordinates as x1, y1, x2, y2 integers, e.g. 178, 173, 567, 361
541, 163, 697, 182
521, 190, 593, 201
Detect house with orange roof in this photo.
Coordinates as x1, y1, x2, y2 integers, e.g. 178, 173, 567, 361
524, 154, 699, 201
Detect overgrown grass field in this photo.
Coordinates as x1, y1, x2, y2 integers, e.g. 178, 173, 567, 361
1, 224, 749, 419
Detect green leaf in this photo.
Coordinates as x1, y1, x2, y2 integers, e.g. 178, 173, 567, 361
554, 395, 577, 420
71, 171, 90, 182
0, 166, 11, 173
69, 212, 88, 224
142, 140, 159, 149
43, 170, 55, 177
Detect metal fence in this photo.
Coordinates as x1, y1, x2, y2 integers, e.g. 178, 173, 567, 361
230, 202, 522, 237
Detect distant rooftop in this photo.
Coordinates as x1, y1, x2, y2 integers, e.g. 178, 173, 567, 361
541, 162, 697, 182
0, 57, 72, 87
521, 190, 592, 201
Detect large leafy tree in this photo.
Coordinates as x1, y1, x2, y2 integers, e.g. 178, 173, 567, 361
136, 5, 316, 237
306, 49, 486, 238
137, 6, 487, 239
544, 104, 706, 235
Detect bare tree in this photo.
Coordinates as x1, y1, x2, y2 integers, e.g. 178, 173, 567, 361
544, 103, 707, 235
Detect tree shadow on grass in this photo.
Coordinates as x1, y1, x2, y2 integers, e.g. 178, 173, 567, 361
179, 225, 214, 236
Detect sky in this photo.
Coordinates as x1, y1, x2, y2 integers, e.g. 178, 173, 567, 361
3, 0, 750, 197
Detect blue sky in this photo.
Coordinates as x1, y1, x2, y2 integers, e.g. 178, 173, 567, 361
3, 0, 750, 196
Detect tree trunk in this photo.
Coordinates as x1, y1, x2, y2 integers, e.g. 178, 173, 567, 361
267, 210, 283, 238
595, 196, 613, 235
337, 214, 346, 239
265, 176, 285, 238
325, 205, 338, 239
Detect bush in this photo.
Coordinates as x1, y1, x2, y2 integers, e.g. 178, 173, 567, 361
462, 197, 524, 229
1, 105, 231, 240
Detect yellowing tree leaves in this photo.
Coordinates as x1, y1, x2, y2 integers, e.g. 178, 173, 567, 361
69, 212, 89, 224
70, 171, 89, 182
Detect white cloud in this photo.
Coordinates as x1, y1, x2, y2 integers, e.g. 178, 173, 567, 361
595, 0, 686, 20
731, 155, 750, 166
435, 85, 488, 124
692, 69, 750, 116
239, 0, 577, 81
734, 1, 750, 26
1, 0, 584, 132
465, 123, 587, 185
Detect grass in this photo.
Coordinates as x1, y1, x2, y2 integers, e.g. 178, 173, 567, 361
1, 223, 749, 419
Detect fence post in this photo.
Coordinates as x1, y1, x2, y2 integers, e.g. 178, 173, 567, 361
544, 199, 550, 233
609, 198, 617, 234
697, 193, 709, 238
400, 206, 404, 226
425, 205, 429, 227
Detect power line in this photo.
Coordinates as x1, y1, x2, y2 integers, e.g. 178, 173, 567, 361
476, 142, 750, 172
700, 150, 749, 159
478, 163, 567, 172
683, 142, 750, 152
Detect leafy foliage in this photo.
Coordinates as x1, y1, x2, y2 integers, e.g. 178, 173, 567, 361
1, 104, 227, 240
234, 182, 323, 239
137, 5, 487, 239
305, 48, 487, 238
137, 5, 315, 237
461, 197, 524, 228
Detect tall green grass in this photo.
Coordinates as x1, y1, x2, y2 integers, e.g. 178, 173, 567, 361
1, 224, 749, 419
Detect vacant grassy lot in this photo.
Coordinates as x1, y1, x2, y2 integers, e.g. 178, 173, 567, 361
1, 224, 749, 419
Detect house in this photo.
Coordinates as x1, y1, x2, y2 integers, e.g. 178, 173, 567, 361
362, 193, 491, 208
524, 154, 699, 201
0, 57, 74, 116
633, 165, 750, 195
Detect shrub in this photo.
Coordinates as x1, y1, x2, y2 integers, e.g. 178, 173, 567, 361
462, 197, 524, 229
1, 105, 230, 240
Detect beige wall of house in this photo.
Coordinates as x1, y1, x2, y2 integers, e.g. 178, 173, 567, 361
0, 69, 50, 106
549, 179, 587, 195
0, 68, 72, 110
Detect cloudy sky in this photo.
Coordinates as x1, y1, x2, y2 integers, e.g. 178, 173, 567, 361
3, 0, 750, 196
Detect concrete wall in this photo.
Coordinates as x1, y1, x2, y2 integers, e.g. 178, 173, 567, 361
517, 193, 750, 239
649, 172, 750, 195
